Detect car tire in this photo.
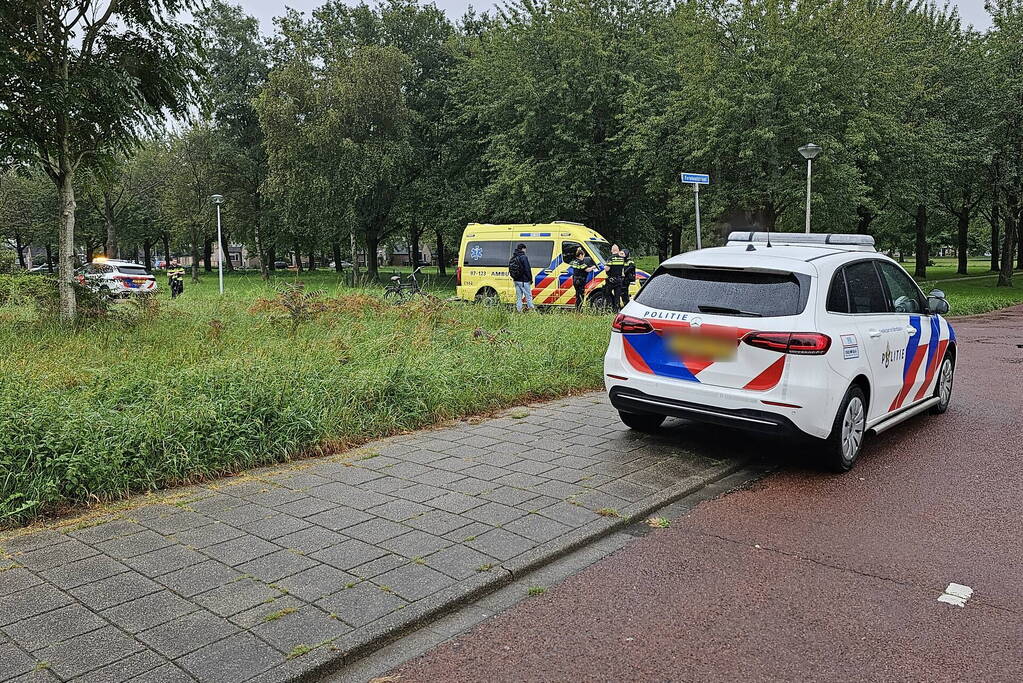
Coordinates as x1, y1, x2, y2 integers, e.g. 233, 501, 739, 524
618, 410, 665, 432
928, 352, 955, 415
822, 385, 867, 473
474, 287, 499, 306
587, 290, 613, 311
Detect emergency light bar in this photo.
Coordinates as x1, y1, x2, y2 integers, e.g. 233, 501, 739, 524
726, 232, 876, 252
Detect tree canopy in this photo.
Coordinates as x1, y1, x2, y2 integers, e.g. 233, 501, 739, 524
2, 0, 1022, 294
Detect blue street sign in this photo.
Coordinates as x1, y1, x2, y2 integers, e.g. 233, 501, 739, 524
681, 172, 710, 185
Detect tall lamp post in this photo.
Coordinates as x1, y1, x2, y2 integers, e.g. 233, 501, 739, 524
211, 194, 225, 294
798, 143, 821, 233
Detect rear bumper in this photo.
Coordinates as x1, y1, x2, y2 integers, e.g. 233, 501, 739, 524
609, 386, 801, 437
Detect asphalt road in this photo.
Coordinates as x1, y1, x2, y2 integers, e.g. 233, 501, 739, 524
393, 306, 1023, 682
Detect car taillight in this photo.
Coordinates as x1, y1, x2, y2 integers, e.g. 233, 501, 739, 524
456, 266, 462, 286
743, 331, 831, 355
611, 314, 653, 334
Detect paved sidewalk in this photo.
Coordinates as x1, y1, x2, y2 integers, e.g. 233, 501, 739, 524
1, 392, 747, 683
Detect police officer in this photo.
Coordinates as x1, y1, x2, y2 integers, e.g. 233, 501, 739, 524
568, 247, 596, 311
621, 248, 636, 308
605, 244, 630, 311
167, 259, 185, 298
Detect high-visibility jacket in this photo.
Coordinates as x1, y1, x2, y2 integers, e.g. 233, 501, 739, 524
623, 258, 636, 282
606, 254, 626, 280
569, 257, 594, 281
168, 267, 185, 282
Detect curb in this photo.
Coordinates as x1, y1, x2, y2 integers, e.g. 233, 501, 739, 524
251, 458, 750, 683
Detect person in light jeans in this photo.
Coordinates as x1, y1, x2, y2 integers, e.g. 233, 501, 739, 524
510, 243, 535, 312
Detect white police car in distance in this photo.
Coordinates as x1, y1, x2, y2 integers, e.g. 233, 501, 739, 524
604, 232, 956, 472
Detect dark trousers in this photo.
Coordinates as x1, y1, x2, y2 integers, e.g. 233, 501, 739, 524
573, 278, 587, 311
610, 278, 629, 311
170, 280, 183, 298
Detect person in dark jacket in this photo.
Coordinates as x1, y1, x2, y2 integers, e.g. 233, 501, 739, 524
605, 244, 629, 311
510, 243, 535, 312
568, 246, 597, 311
621, 248, 636, 308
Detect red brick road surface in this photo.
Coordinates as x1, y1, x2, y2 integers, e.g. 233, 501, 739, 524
395, 306, 1023, 682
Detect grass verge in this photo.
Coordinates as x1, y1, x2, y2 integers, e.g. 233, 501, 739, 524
0, 277, 610, 524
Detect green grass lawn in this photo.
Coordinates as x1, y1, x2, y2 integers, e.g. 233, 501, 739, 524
0, 274, 610, 524
2, 257, 1019, 524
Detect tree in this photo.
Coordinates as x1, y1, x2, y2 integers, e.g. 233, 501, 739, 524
0, 170, 58, 269
162, 127, 217, 283
0, 0, 203, 319
986, 0, 1023, 287
198, 0, 272, 276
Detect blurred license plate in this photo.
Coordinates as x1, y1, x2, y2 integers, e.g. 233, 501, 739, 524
668, 333, 736, 361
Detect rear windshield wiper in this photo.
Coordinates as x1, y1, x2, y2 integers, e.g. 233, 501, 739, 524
697, 305, 763, 317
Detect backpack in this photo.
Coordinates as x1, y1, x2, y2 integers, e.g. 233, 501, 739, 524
508, 253, 524, 280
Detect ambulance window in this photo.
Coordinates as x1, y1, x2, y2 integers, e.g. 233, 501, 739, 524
561, 241, 583, 261
842, 261, 888, 314
523, 241, 554, 268
463, 241, 511, 267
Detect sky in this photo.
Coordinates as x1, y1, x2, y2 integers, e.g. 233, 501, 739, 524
235, 0, 993, 32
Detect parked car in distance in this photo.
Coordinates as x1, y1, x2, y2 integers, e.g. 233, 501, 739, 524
75, 259, 157, 297
272, 260, 290, 270
604, 232, 956, 472
26, 264, 55, 274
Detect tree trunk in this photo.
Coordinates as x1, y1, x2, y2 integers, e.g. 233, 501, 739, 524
956, 205, 969, 275
435, 229, 446, 276
366, 233, 380, 278
409, 223, 421, 270
45, 244, 54, 273
670, 229, 681, 256
103, 190, 117, 259
267, 246, 276, 272
657, 231, 668, 263
14, 230, 26, 269
190, 232, 201, 283
307, 248, 316, 271
1017, 218, 1023, 271
57, 170, 77, 321
161, 232, 171, 269
856, 206, 874, 234
332, 242, 342, 272
219, 228, 234, 272
990, 198, 1000, 272
85, 242, 95, 263
913, 204, 928, 280
143, 240, 153, 272
998, 192, 1017, 287
203, 238, 213, 272
294, 243, 303, 272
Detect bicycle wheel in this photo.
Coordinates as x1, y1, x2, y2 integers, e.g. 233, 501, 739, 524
383, 287, 404, 304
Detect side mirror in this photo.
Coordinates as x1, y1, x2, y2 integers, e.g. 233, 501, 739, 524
927, 290, 949, 315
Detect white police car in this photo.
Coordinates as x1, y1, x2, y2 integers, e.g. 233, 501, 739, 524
604, 232, 955, 471
75, 259, 158, 297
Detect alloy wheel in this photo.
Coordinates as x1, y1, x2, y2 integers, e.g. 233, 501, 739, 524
841, 396, 865, 463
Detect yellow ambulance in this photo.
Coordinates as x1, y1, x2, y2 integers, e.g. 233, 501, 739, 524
455, 222, 649, 308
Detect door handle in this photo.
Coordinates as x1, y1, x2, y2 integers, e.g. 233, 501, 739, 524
904, 326, 916, 334
868, 329, 881, 338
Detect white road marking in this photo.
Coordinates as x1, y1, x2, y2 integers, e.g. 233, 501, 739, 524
937, 583, 974, 607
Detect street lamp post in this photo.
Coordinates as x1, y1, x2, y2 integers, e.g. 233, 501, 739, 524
211, 194, 225, 295
798, 143, 822, 234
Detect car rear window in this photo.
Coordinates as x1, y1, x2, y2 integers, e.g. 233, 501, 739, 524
635, 267, 808, 317
116, 265, 151, 276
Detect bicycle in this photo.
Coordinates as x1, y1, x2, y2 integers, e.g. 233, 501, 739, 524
383, 266, 427, 303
